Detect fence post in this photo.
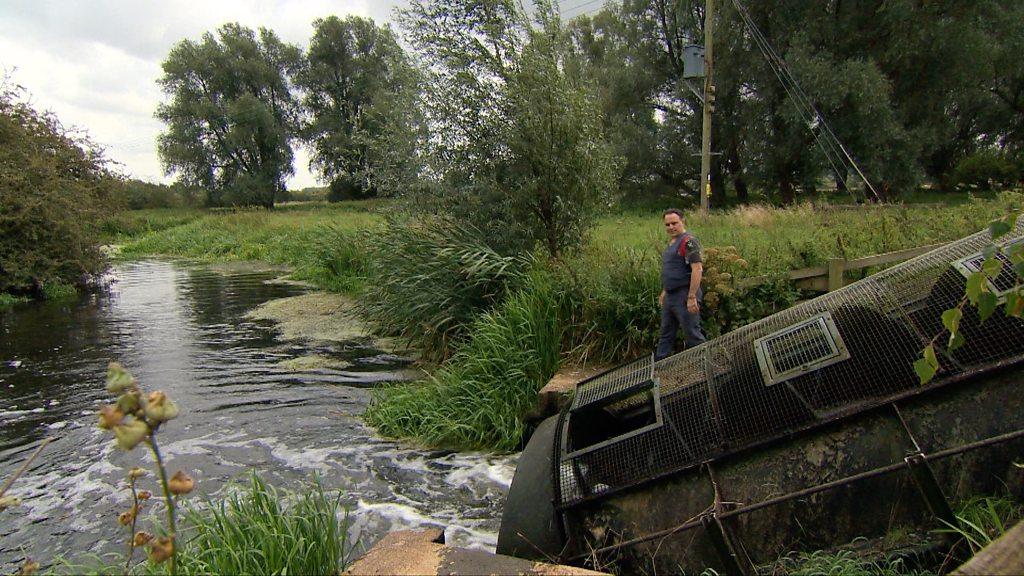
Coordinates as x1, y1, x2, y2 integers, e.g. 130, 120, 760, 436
827, 258, 845, 292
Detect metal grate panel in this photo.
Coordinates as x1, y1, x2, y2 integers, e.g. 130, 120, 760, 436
953, 238, 1023, 296
571, 354, 654, 411
554, 221, 1024, 509
755, 313, 850, 386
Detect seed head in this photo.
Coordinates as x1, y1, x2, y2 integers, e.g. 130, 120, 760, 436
128, 467, 147, 480
106, 362, 135, 394
137, 490, 152, 501
133, 531, 154, 546
0, 495, 22, 511
98, 405, 124, 430
113, 418, 149, 451
168, 470, 195, 495
148, 536, 174, 564
143, 391, 179, 423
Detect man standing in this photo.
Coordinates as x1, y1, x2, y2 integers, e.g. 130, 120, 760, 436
656, 209, 707, 360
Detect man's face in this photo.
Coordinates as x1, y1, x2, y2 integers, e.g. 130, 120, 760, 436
664, 213, 684, 238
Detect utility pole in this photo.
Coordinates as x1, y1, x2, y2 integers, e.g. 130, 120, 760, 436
699, 0, 715, 214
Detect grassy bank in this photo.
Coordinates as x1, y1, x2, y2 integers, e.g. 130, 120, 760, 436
109, 193, 1024, 451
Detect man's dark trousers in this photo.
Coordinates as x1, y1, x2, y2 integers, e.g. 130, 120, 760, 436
655, 288, 706, 360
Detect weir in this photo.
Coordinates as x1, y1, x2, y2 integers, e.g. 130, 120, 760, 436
497, 223, 1024, 573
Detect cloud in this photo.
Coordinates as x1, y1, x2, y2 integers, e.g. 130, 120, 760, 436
0, 0, 405, 187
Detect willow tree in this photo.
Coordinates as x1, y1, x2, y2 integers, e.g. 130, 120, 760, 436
295, 16, 422, 200
156, 23, 302, 207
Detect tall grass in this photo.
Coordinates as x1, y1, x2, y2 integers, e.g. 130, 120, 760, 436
940, 495, 1024, 555
357, 217, 525, 360
365, 268, 564, 451
168, 473, 354, 576
778, 549, 933, 576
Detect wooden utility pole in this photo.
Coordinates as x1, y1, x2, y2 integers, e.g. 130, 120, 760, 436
699, 0, 715, 214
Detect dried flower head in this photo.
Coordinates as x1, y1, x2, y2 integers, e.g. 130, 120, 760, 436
128, 467, 147, 480
168, 470, 195, 495
133, 531, 154, 546
137, 490, 152, 501
118, 508, 136, 526
17, 559, 40, 576
98, 405, 124, 430
143, 391, 179, 423
148, 536, 174, 564
106, 362, 135, 394
113, 418, 149, 451
0, 495, 22, 511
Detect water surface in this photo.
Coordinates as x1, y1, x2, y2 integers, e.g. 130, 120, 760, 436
0, 261, 514, 570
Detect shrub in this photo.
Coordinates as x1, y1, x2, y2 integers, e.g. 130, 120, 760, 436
0, 81, 117, 297
949, 149, 1022, 191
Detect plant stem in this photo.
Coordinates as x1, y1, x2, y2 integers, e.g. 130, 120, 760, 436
149, 436, 177, 575
125, 478, 140, 573
0, 437, 54, 499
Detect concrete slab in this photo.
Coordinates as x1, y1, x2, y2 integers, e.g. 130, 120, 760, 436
528, 365, 609, 422
346, 529, 606, 576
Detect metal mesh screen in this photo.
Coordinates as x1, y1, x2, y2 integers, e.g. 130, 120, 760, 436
571, 354, 654, 410
556, 223, 1024, 508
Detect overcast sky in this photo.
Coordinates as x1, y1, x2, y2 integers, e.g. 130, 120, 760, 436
0, 0, 406, 189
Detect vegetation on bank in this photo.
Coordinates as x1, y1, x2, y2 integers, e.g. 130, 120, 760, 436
107, 192, 1024, 451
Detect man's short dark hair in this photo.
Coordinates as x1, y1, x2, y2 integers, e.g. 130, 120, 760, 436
663, 208, 685, 222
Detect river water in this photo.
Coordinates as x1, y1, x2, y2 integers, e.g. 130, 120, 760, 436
0, 261, 515, 571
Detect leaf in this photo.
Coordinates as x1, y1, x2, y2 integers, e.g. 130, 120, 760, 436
982, 256, 1003, 279
978, 291, 998, 323
966, 272, 986, 305
941, 307, 962, 336
914, 345, 939, 385
982, 244, 998, 260
948, 331, 966, 352
989, 217, 1013, 240
1006, 290, 1024, 318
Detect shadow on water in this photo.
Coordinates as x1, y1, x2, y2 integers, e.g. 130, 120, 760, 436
0, 261, 515, 571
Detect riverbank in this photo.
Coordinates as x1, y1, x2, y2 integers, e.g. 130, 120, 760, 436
103, 192, 1024, 452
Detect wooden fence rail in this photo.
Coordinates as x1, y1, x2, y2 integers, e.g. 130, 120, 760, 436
744, 242, 946, 292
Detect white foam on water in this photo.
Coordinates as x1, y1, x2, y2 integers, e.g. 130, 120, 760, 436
444, 456, 517, 489
255, 437, 346, 472
355, 499, 446, 529
444, 524, 499, 551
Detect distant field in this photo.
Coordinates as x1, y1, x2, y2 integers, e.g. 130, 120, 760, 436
593, 193, 1024, 275
110, 192, 1024, 285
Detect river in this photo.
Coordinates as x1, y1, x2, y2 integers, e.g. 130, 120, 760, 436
0, 261, 515, 571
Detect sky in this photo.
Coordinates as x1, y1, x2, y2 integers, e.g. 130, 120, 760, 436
0, 0, 405, 189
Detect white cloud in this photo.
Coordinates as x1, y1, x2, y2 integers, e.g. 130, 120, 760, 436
0, 0, 405, 189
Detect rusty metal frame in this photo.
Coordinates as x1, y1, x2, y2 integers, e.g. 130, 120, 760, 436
565, 420, 1024, 564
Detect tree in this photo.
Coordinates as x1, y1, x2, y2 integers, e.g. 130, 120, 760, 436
156, 23, 302, 208
0, 80, 116, 297
296, 16, 422, 200
397, 0, 619, 256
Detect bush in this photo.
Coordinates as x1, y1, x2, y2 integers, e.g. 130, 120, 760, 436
949, 149, 1022, 191
0, 81, 117, 297
115, 179, 200, 210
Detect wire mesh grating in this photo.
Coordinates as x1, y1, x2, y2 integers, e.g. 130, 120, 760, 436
555, 223, 1024, 508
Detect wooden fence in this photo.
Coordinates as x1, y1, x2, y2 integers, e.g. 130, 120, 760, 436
745, 242, 945, 292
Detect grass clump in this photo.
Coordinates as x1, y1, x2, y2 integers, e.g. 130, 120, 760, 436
365, 268, 564, 451
170, 473, 354, 576
940, 495, 1024, 555
0, 293, 30, 307
778, 549, 932, 576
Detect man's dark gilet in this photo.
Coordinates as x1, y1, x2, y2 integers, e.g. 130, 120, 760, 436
661, 232, 694, 292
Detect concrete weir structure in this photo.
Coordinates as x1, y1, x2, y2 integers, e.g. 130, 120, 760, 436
498, 223, 1024, 574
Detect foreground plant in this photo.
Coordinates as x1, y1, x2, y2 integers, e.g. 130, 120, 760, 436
98, 362, 195, 574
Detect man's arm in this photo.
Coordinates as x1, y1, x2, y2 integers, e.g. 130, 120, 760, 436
687, 263, 703, 312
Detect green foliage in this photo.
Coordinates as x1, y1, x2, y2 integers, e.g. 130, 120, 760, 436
939, 495, 1024, 555
365, 268, 564, 451
0, 293, 29, 307
115, 180, 202, 210
778, 549, 932, 576
0, 80, 116, 297
949, 149, 1022, 192
397, 0, 618, 257
169, 473, 353, 576
296, 16, 422, 199
357, 216, 524, 360
156, 23, 302, 207
290, 223, 369, 294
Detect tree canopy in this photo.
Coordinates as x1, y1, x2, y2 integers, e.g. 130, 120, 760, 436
157, 23, 302, 207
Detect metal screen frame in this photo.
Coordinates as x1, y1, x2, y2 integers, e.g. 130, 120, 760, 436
562, 379, 664, 460
753, 312, 851, 387
952, 237, 1024, 298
